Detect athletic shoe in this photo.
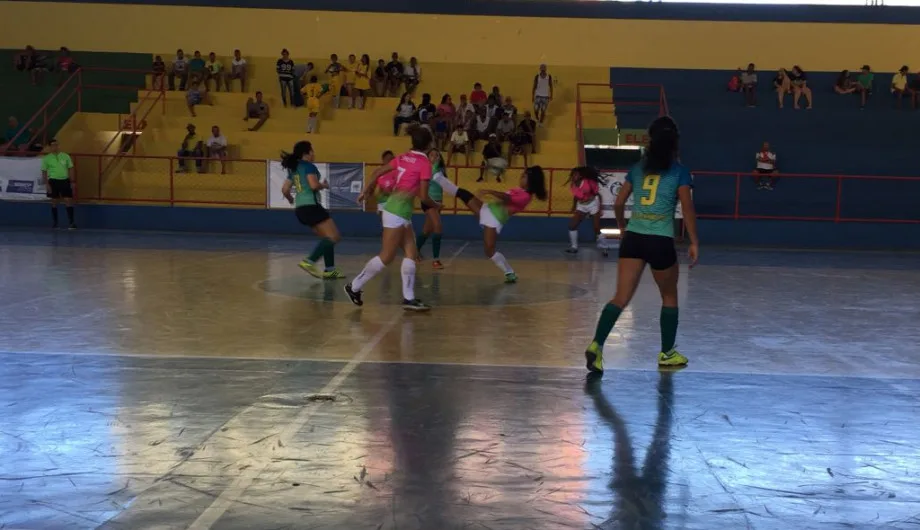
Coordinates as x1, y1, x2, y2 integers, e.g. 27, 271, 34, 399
584, 341, 604, 374
432, 260, 444, 270
298, 260, 322, 279
504, 272, 518, 284
658, 349, 688, 367
68, 224, 77, 231
402, 298, 431, 312
344, 283, 363, 306
565, 247, 578, 254
322, 269, 346, 280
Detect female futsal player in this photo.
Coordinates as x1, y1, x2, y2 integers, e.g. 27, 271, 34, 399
302, 75, 328, 133
347, 127, 438, 311
453, 166, 547, 283
564, 166, 603, 254
415, 149, 457, 269
374, 150, 396, 216
583, 116, 699, 374
280, 141, 345, 279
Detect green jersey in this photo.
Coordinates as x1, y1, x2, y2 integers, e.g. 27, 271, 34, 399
429, 163, 444, 202
288, 161, 321, 207
626, 161, 693, 238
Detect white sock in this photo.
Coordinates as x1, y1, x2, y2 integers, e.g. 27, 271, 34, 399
490, 252, 513, 275
401, 258, 416, 300
433, 172, 458, 197
569, 230, 579, 249
352, 256, 385, 291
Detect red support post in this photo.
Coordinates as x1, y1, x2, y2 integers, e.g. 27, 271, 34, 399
546, 169, 554, 216
834, 176, 843, 222
733, 173, 741, 219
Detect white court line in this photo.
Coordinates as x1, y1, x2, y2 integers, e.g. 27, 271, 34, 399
445, 241, 469, 266
185, 312, 402, 530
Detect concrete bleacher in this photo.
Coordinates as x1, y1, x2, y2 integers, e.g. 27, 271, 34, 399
610, 67, 920, 222
57, 54, 606, 207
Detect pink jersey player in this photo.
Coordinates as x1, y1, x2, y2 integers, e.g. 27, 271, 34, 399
571, 178, 599, 202
565, 166, 603, 254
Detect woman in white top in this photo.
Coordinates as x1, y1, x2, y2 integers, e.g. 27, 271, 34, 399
392, 92, 416, 136
403, 57, 421, 94
446, 123, 471, 166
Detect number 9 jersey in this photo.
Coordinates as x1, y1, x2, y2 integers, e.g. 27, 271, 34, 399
626, 162, 693, 239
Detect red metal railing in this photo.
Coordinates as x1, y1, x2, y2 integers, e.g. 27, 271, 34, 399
691, 170, 920, 224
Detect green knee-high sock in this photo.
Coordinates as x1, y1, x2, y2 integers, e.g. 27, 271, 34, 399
660, 307, 679, 352
431, 234, 442, 259
307, 238, 331, 263
323, 242, 335, 269
592, 303, 623, 346
416, 232, 429, 251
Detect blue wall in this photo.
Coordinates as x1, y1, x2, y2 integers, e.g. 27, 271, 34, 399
610, 67, 920, 223
2, 202, 920, 250
22, 0, 920, 24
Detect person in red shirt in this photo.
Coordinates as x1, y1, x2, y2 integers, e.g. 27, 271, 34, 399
56, 47, 77, 86
470, 82, 487, 107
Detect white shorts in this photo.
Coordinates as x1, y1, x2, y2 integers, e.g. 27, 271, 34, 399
381, 210, 412, 229
377, 202, 385, 213
478, 206, 504, 235
575, 197, 600, 216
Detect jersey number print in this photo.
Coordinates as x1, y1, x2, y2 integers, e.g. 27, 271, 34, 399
640, 175, 660, 206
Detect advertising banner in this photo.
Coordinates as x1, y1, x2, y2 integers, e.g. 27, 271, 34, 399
266, 161, 364, 210
598, 171, 684, 219
0, 157, 47, 201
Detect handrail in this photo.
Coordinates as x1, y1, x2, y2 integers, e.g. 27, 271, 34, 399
2, 68, 83, 153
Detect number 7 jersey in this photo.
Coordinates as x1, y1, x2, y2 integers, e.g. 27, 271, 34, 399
626, 162, 693, 238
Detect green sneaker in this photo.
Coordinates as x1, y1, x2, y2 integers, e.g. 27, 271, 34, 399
322, 269, 346, 280
504, 273, 518, 284
298, 260, 322, 279
584, 341, 604, 374
658, 349, 688, 367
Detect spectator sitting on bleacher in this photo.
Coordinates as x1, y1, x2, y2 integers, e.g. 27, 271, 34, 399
470, 83, 488, 107
152, 55, 166, 91
834, 70, 856, 95
186, 81, 208, 117
502, 97, 518, 120
225, 49, 247, 92
373, 59, 387, 97
13, 46, 34, 72
456, 94, 472, 125
206, 125, 228, 175
495, 114, 515, 143
325, 54, 344, 108
727, 69, 741, 92
385, 53, 403, 96
741, 63, 757, 107
510, 111, 537, 162
478, 134, 507, 183
244, 91, 270, 131
485, 95, 501, 133
891, 66, 908, 108
773, 69, 791, 109
168, 49, 188, 91
204, 52, 222, 92
754, 141, 778, 191
393, 92, 417, 136
447, 123, 471, 166
434, 94, 455, 149
188, 51, 206, 86
490, 86, 503, 106
404, 57, 421, 94
13, 46, 48, 85
472, 106, 491, 144
417, 93, 436, 123
177, 124, 204, 174
56, 47, 78, 86
3, 116, 25, 151
789, 65, 813, 110
856, 65, 874, 110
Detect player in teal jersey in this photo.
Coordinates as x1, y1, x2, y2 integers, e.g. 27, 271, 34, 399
280, 141, 345, 280
415, 149, 457, 270
583, 116, 699, 374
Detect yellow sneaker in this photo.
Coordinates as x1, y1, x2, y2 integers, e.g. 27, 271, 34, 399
298, 260, 322, 279
584, 341, 604, 374
658, 349, 688, 367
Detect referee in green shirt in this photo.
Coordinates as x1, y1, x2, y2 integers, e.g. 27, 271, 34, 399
41, 139, 76, 229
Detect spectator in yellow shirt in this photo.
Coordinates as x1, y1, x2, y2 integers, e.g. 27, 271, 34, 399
204, 52, 223, 92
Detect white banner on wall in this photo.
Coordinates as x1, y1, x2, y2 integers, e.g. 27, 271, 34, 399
266, 161, 365, 210
599, 171, 684, 219
0, 157, 47, 201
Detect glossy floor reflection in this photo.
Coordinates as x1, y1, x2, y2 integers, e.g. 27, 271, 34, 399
1, 229, 919, 529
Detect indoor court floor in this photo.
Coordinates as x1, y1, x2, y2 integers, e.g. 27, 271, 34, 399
1, 228, 919, 530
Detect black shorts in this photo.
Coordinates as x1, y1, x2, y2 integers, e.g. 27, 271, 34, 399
421, 201, 442, 213
295, 205, 330, 227
47, 179, 73, 199
618, 231, 677, 271
755, 168, 774, 174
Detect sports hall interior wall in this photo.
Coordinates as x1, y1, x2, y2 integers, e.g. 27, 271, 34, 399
3, 2, 920, 71
3, 203, 919, 251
